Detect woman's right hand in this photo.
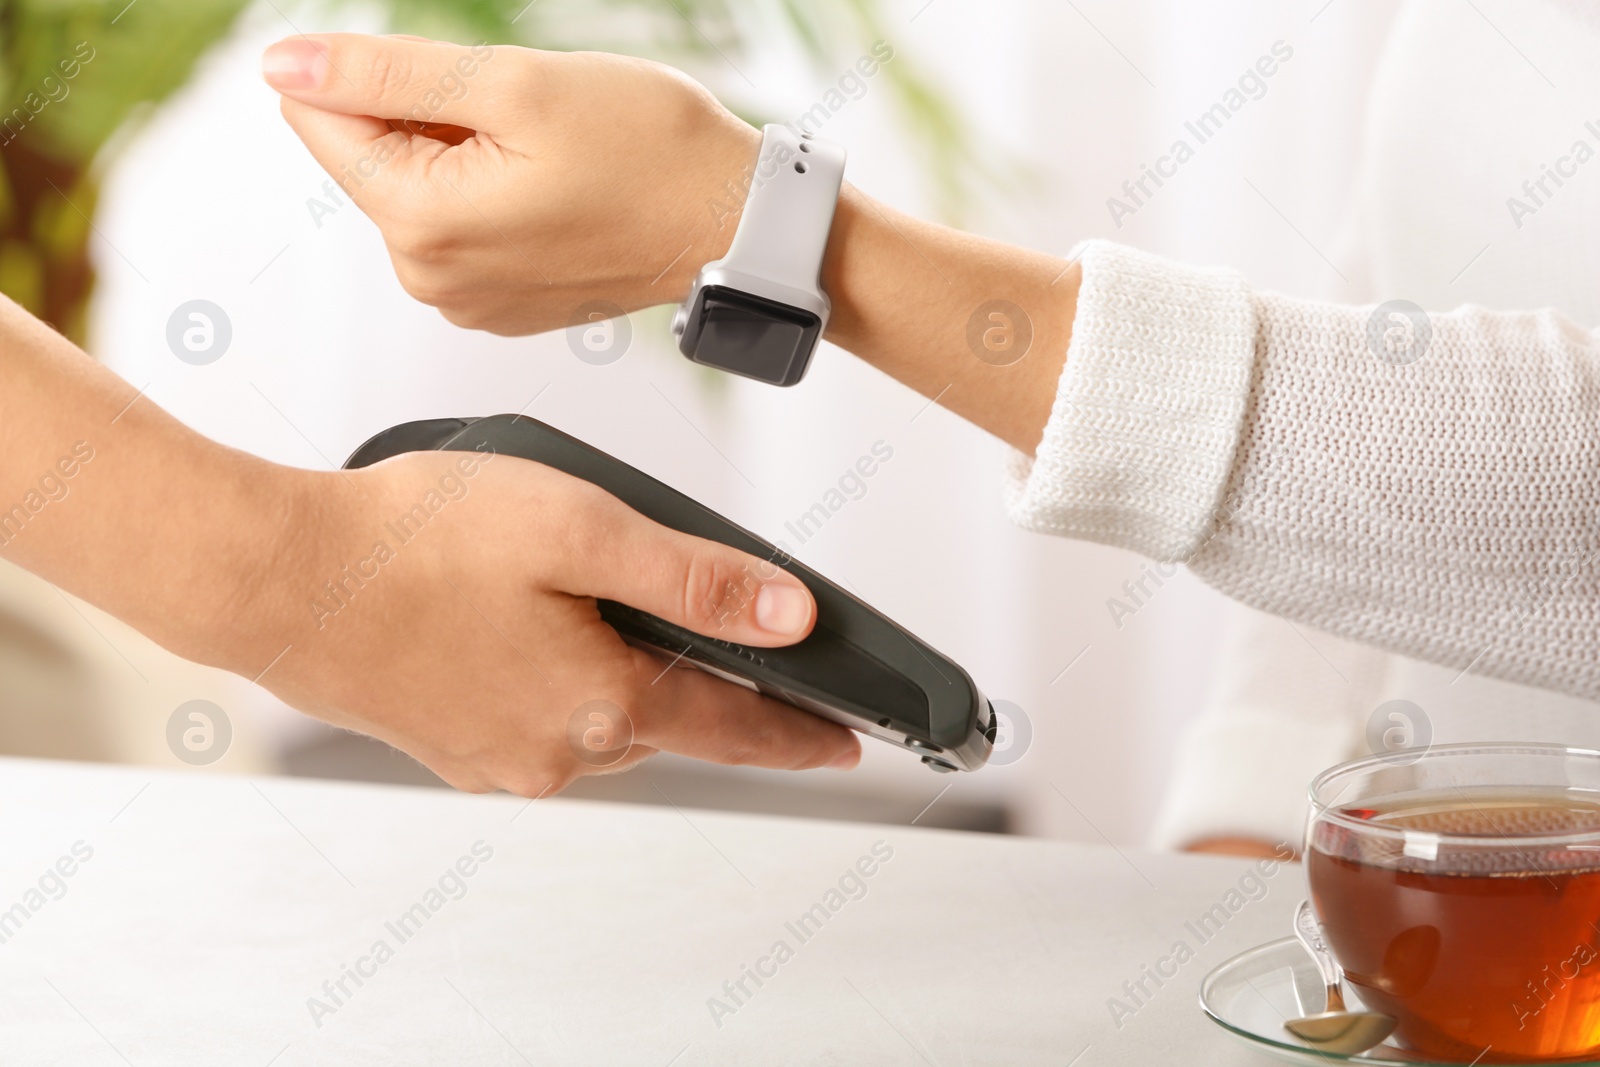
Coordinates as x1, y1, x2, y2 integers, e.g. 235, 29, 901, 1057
0, 290, 857, 797
246, 448, 860, 795
263, 33, 759, 335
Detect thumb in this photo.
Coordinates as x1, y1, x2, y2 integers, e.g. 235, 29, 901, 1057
261, 33, 521, 133
557, 488, 817, 648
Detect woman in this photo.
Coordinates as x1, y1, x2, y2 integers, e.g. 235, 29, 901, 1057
1154, 0, 1600, 856
0, 11, 1591, 798
258, 25, 1598, 701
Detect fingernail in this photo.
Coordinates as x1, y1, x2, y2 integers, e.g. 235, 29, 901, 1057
262, 39, 328, 91
754, 583, 811, 635
827, 749, 860, 770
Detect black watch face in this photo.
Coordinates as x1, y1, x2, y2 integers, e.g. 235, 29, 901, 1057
678, 286, 822, 387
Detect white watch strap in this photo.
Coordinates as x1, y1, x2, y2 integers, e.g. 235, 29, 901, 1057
718, 124, 846, 299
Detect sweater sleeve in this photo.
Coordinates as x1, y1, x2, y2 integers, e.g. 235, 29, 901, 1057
1008, 240, 1600, 701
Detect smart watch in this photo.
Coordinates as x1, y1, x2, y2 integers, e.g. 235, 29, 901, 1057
671, 124, 846, 386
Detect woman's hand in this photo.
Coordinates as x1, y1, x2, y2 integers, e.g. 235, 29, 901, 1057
0, 291, 856, 798
265, 33, 1079, 453
263, 34, 757, 334
250, 449, 859, 795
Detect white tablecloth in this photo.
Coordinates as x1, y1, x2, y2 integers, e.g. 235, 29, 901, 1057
0, 757, 1294, 1065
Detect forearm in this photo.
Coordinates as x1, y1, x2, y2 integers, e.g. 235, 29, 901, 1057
1188, 291, 1600, 701
665, 179, 1078, 454
816, 190, 1600, 700
988, 239, 1600, 702
0, 297, 302, 674
822, 187, 1078, 455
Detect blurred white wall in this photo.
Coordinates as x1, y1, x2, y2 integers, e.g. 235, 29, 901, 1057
83, 0, 1403, 842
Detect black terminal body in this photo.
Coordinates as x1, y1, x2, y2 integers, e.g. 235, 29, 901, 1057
344, 415, 995, 772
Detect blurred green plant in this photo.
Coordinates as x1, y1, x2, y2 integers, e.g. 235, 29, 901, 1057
0, 0, 976, 341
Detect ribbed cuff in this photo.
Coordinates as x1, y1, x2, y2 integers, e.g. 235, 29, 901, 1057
1146, 707, 1355, 852
1005, 240, 1258, 561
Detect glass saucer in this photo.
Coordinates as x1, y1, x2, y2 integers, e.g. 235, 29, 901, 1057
1198, 937, 1600, 1067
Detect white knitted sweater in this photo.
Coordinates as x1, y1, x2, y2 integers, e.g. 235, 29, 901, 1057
1006, 240, 1600, 702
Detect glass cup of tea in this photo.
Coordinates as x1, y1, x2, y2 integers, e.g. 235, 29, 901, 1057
1306, 742, 1600, 1062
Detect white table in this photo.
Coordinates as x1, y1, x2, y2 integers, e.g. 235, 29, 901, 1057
0, 758, 1294, 1065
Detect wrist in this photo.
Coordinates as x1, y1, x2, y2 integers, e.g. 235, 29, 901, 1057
818, 182, 875, 355
0, 299, 335, 680
820, 184, 1080, 453
660, 117, 760, 298
151, 447, 329, 677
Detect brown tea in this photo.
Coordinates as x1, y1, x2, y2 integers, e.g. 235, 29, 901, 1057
1309, 789, 1600, 1062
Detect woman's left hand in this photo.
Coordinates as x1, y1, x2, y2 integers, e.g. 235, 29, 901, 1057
264, 33, 757, 334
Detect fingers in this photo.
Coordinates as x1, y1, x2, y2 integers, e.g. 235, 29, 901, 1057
262, 32, 524, 133
278, 98, 420, 202
631, 656, 861, 771
552, 486, 818, 648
